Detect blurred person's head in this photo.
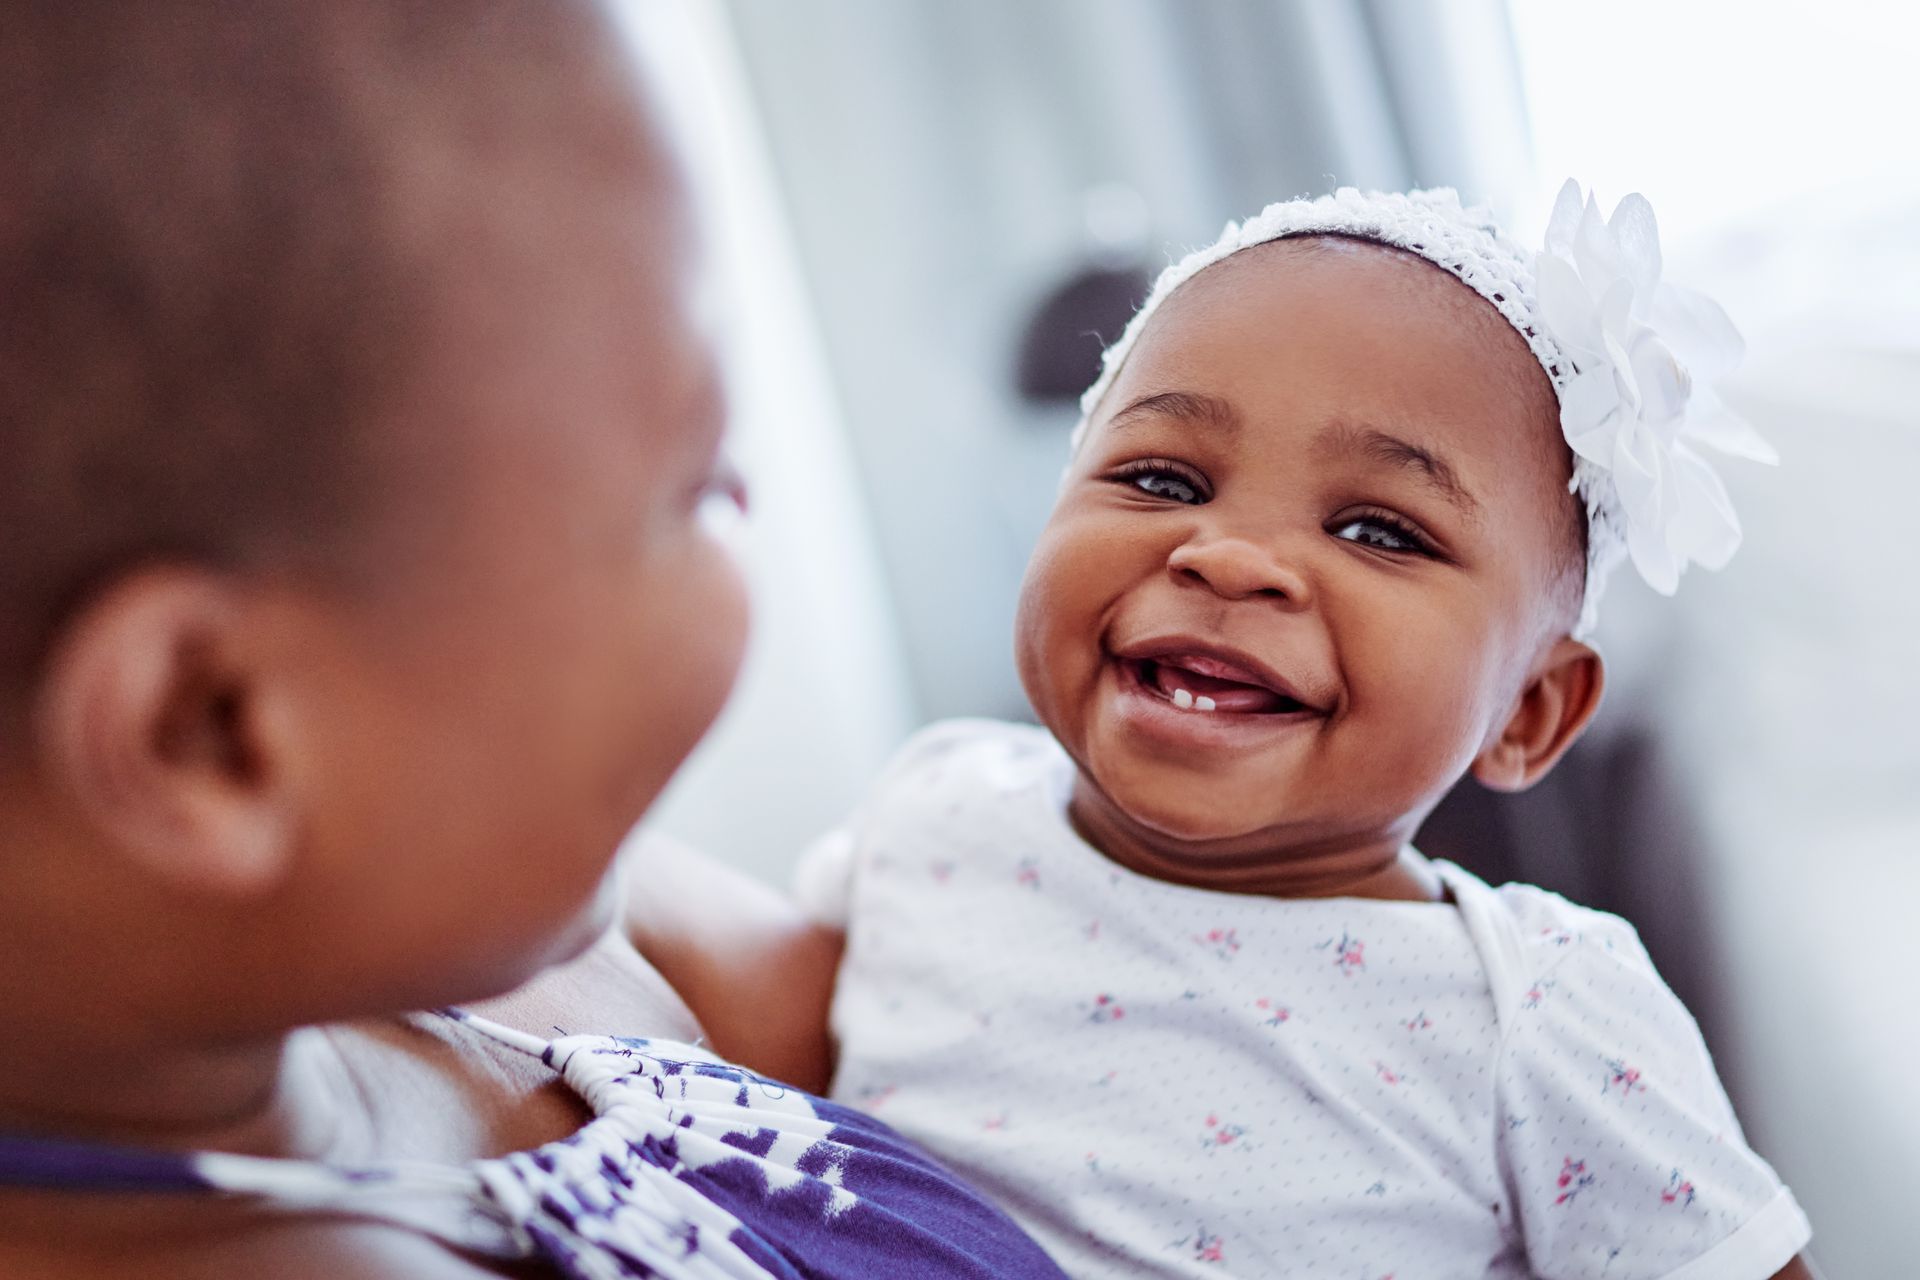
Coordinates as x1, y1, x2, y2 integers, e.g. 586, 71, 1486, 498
1015, 226, 1602, 892
0, 0, 747, 1069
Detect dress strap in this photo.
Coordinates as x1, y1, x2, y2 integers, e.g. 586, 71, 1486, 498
0, 1133, 213, 1193
433, 1006, 557, 1060
0, 1015, 557, 1259
0, 1128, 524, 1255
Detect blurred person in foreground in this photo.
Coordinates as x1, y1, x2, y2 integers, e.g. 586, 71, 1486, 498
0, 4, 1068, 1277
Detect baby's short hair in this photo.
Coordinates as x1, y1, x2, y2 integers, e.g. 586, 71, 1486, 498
0, 0, 611, 715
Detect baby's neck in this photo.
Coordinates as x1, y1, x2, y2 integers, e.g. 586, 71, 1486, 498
1067, 775, 1445, 902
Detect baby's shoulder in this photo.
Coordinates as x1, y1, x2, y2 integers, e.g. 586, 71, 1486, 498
1449, 870, 1711, 1071
1459, 866, 1656, 976
797, 719, 1068, 917
887, 717, 1057, 770
867, 718, 1065, 804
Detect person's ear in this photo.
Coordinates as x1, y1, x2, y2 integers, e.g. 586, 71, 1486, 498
1471, 637, 1605, 793
31, 568, 298, 896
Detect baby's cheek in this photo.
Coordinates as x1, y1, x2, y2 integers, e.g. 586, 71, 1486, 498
1347, 625, 1494, 775
1012, 540, 1083, 707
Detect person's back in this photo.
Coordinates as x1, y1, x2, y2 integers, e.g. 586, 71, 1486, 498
0, 5, 1063, 1277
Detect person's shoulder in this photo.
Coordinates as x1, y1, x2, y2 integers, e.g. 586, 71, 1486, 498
877, 717, 1064, 794
891, 716, 1056, 764
825, 718, 1073, 884
199, 1222, 496, 1280
1446, 861, 1654, 973
1449, 870, 1712, 1077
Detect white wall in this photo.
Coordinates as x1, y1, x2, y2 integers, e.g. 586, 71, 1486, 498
1662, 329, 1920, 1280
1510, 0, 1920, 242
1514, 9, 1920, 1272
613, 0, 917, 881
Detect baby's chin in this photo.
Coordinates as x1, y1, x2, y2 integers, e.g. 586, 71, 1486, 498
1074, 763, 1291, 854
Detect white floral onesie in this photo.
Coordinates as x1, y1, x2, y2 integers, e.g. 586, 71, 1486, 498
796, 720, 1811, 1279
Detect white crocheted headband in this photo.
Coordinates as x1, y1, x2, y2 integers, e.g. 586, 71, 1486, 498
1070, 181, 1776, 638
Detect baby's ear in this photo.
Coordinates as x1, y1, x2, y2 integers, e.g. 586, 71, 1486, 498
32, 568, 298, 896
1471, 638, 1605, 793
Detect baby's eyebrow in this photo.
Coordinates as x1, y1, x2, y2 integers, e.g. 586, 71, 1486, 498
1108, 390, 1240, 435
1321, 421, 1481, 517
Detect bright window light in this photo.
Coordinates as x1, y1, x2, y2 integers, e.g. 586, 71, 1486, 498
1508, 1, 1920, 243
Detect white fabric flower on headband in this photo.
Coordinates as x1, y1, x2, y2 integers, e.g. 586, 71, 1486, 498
1534, 180, 1777, 596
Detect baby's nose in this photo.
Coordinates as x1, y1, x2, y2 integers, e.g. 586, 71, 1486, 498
1166, 534, 1311, 605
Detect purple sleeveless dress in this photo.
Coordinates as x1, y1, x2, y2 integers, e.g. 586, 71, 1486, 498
0, 1009, 1067, 1279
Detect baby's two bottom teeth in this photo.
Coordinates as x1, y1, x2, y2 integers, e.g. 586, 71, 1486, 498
1170, 688, 1218, 712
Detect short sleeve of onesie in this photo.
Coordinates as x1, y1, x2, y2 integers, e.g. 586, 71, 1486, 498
790, 721, 997, 930
1497, 913, 1810, 1279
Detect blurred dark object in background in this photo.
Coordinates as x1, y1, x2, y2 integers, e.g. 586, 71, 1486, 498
1015, 183, 1155, 406
1014, 261, 1151, 404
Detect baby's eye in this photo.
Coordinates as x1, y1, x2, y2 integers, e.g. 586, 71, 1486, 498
1110, 461, 1208, 505
1331, 514, 1430, 556
1135, 472, 1202, 504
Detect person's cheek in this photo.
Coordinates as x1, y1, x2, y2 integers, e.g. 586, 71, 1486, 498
700, 539, 750, 717
654, 530, 750, 756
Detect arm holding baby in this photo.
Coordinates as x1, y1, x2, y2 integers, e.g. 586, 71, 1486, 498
625, 831, 844, 1094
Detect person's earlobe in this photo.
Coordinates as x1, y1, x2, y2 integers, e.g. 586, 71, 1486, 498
32, 568, 298, 896
1471, 638, 1605, 793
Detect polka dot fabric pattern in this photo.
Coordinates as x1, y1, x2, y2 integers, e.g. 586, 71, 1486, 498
809, 720, 1811, 1278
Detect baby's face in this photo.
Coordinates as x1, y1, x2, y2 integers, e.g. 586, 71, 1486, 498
1016, 239, 1578, 869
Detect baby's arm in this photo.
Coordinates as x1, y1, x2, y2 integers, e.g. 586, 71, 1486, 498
622, 831, 842, 1094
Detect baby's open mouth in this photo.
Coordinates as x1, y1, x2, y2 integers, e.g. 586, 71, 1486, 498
1125, 656, 1310, 715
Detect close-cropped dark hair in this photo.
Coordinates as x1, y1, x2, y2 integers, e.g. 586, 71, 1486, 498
0, 0, 605, 720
